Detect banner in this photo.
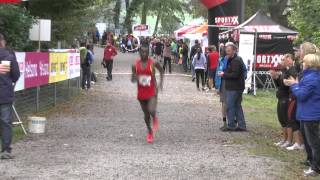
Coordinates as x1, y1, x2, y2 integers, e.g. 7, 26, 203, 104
68, 53, 81, 79
14, 52, 25, 92
238, 33, 255, 93
49, 53, 68, 83
132, 24, 150, 37
24, 52, 49, 89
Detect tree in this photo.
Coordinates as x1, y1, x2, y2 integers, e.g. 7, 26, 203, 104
123, 0, 144, 34
28, 0, 101, 47
288, 0, 320, 45
0, 4, 34, 51
113, 0, 121, 29
245, 0, 290, 26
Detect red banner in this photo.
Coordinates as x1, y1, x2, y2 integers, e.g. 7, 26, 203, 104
24, 52, 50, 89
256, 54, 284, 69
200, 0, 227, 8
0, 0, 21, 3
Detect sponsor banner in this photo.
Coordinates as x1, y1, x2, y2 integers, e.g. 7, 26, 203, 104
256, 54, 284, 69
14, 52, 25, 92
49, 53, 68, 83
238, 34, 255, 93
132, 24, 150, 37
24, 52, 50, 89
68, 53, 81, 79
215, 16, 239, 26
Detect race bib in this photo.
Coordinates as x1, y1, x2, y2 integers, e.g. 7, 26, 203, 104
138, 75, 152, 87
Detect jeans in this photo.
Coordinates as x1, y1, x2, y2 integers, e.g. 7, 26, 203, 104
226, 90, 246, 129
163, 56, 172, 73
195, 69, 205, 88
81, 64, 91, 89
0, 103, 13, 153
182, 56, 188, 72
191, 65, 195, 78
301, 121, 320, 171
106, 60, 113, 79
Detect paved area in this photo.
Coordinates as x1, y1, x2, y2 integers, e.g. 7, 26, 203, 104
0, 48, 282, 180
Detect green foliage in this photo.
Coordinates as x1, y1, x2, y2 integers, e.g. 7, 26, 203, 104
0, 5, 34, 51
28, 0, 100, 47
288, 0, 320, 46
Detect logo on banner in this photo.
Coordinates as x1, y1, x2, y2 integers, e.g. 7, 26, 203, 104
256, 54, 284, 69
215, 16, 239, 26
133, 24, 149, 31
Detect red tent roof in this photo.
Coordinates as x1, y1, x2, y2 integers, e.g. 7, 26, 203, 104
0, 0, 22, 3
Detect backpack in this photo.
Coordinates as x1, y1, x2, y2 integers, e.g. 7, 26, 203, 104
79, 47, 88, 65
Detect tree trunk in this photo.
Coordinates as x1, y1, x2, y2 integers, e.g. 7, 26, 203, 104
124, 0, 143, 34
113, 0, 121, 29
141, 0, 148, 24
153, 7, 162, 35
268, 0, 289, 26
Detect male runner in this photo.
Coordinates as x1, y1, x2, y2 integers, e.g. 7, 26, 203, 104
131, 46, 164, 143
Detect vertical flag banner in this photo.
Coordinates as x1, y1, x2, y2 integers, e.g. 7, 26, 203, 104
14, 52, 25, 92
49, 53, 68, 83
238, 33, 255, 93
68, 53, 81, 79
24, 52, 49, 89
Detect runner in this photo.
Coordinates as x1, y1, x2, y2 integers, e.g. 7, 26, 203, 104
131, 46, 164, 143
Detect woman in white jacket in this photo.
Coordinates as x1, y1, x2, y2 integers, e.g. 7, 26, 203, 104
192, 47, 207, 90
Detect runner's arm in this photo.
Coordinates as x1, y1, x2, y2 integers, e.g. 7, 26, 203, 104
154, 62, 164, 91
131, 64, 137, 83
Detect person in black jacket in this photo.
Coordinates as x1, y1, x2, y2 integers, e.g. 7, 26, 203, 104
218, 43, 246, 131
0, 33, 20, 159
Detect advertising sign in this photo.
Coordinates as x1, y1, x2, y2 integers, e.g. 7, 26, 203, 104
24, 52, 49, 89
132, 24, 150, 37
14, 52, 25, 92
68, 53, 81, 79
49, 53, 68, 83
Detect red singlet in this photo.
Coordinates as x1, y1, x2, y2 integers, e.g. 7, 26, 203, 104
136, 58, 156, 100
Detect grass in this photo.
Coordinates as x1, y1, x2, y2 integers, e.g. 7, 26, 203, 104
241, 91, 318, 180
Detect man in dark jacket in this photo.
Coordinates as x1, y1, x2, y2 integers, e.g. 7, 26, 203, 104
218, 43, 246, 131
0, 33, 20, 159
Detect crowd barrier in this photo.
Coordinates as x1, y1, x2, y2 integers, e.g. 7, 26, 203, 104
13, 52, 81, 118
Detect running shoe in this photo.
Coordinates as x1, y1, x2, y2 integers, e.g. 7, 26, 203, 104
286, 143, 305, 151
304, 168, 320, 177
1, 152, 14, 160
147, 132, 154, 143
153, 117, 159, 132
274, 140, 286, 146
280, 141, 292, 148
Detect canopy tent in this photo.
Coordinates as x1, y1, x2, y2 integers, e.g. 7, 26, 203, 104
219, 11, 299, 95
174, 19, 205, 39
219, 11, 298, 70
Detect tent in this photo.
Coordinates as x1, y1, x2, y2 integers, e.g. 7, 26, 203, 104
219, 11, 298, 94
219, 11, 298, 70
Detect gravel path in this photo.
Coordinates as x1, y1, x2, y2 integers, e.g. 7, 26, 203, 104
0, 48, 283, 180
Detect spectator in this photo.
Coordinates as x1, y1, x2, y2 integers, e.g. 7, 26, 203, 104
270, 54, 301, 149
79, 42, 89, 90
170, 40, 178, 64
284, 53, 320, 177
192, 47, 207, 91
218, 43, 246, 131
103, 41, 117, 81
155, 39, 163, 63
0, 33, 20, 159
182, 42, 189, 72
207, 45, 219, 91
162, 39, 172, 74
190, 40, 201, 82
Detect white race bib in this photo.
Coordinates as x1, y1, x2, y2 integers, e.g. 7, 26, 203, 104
138, 75, 152, 87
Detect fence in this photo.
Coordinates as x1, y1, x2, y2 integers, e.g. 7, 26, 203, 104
14, 77, 80, 119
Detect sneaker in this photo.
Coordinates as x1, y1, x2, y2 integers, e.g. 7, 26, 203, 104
300, 160, 311, 167
220, 126, 235, 132
286, 143, 305, 151
1, 152, 14, 160
147, 132, 153, 143
153, 117, 159, 132
235, 127, 247, 132
280, 141, 292, 148
274, 140, 286, 146
192, 77, 195, 82
304, 168, 320, 177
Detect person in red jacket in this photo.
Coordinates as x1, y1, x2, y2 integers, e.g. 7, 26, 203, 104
207, 45, 219, 90
131, 45, 164, 143
103, 41, 117, 81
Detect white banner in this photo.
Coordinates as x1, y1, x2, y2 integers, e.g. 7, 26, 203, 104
68, 53, 81, 79
238, 33, 255, 93
14, 52, 26, 92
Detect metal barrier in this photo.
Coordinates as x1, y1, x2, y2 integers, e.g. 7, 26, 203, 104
14, 77, 80, 119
